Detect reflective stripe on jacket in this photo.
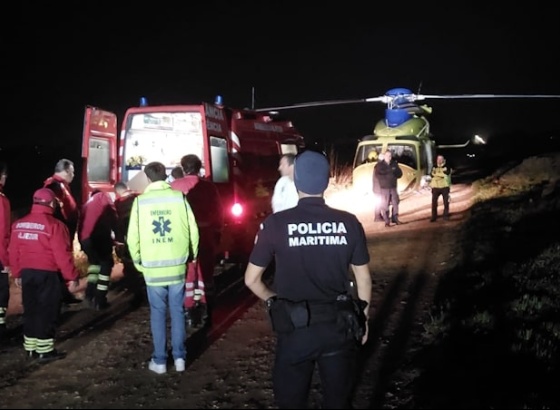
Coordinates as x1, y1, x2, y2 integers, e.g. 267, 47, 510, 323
127, 181, 199, 287
8, 204, 79, 281
430, 164, 451, 189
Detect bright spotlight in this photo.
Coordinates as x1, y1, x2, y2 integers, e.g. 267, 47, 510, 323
474, 134, 486, 145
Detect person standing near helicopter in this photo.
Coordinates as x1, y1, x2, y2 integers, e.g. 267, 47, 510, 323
430, 155, 452, 222
374, 150, 403, 227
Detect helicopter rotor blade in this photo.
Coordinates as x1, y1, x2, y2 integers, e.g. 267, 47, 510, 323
416, 94, 560, 101
255, 92, 560, 112
254, 97, 387, 112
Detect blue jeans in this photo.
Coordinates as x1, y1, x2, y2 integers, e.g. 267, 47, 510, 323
146, 283, 186, 364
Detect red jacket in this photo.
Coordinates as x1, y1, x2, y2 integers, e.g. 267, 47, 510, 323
78, 191, 117, 242
8, 204, 79, 281
114, 190, 138, 243
170, 175, 199, 195
44, 174, 79, 238
0, 186, 10, 269
171, 176, 224, 230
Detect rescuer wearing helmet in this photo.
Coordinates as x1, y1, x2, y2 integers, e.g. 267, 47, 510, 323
367, 150, 378, 163
8, 188, 80, 363
244, 150, 372, 409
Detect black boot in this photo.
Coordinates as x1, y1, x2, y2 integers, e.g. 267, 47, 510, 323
38, 349, 66, 363
94, 295, 110, 311
383, 211, 391, 227
85, 282, 96, 308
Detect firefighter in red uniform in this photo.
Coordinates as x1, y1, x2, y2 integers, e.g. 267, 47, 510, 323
113, 181, 142, 292
78, 190, 118, 310
43, 158, 79, 240
0, 162, 11, 337
113, 181, 139, 245
9, 188, 80, 363
44, 158, 80, 306
171, 154, 224, 326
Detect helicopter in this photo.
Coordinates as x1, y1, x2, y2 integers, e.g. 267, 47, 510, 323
256, 87, 560, 198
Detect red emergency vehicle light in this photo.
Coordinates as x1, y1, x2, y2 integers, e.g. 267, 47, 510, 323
231, 203, 243, 218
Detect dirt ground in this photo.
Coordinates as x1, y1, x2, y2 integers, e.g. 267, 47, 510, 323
0, 178, 477, 409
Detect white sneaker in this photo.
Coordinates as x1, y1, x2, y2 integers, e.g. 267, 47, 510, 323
148, 359, 167, 374
174, 358, 186, 372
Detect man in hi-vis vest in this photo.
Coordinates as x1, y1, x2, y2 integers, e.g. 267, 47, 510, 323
127, 162, 199, 374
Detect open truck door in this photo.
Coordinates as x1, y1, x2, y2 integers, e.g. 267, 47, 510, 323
81, 106, 118, 205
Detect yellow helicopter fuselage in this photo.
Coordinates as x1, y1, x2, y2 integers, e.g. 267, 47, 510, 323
352, 115, 436, 198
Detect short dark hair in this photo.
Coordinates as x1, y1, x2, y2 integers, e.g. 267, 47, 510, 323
54, 158, 74, 173
144, 162, 167, 182
0, 161, 7, 176
114, 181, 128, 191
180, 154, 202, 176
281, 153, 296, 165
171, 166, 184, 179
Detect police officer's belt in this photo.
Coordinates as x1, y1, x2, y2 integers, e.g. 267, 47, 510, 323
267, 299, 341, 333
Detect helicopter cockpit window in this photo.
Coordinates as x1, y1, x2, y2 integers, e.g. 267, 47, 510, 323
388, 144, 417, 169
355, 144, 383, 167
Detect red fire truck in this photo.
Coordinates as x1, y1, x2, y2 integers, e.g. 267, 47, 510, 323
81, 97, 306, 261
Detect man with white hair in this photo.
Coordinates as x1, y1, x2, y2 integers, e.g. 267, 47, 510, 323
271, 153, 299, 213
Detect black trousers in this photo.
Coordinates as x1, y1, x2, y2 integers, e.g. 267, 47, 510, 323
198, 227, 220, 303
21, 269, 62, 351
432, 186, 450, 218
0, 272, 9, 325
273, 323, 357, 409
80, 237, 114, 301
380, 188, 400, 223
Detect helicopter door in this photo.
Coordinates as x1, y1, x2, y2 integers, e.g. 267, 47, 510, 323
81, 106, 118, 205
420, 141, 436, 188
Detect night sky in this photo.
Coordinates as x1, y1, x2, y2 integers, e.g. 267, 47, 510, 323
4, 3, 560, 160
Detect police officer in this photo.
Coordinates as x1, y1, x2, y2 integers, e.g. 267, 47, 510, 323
9, 188, 80, 362
244, 150, 372, 409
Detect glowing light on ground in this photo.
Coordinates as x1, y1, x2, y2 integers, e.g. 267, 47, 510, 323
324, 182, 475, 228
325, 186, 374, 216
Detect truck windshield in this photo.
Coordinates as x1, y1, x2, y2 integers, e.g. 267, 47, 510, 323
122, 112, 204, 181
